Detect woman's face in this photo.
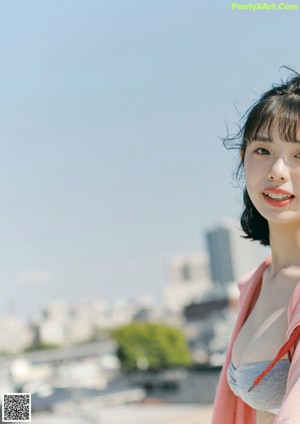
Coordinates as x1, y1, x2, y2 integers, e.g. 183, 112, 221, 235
243, 125, 300, 225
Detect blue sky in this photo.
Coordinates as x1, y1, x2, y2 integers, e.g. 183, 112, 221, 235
0, 1, 299, 318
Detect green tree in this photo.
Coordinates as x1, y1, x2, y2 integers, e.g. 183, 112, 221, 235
113, 322, 192, 372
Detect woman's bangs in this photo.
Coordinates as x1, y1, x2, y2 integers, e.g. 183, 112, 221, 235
243, 104, 275, 143
244, 97, 300, 143
276, 97, 300, 142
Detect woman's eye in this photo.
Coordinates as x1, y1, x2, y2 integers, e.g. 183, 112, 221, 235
294, 153, 300, 158
255, 148, 269, 155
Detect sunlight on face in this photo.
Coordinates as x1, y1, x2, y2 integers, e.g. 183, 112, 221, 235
243, 125, 300, 226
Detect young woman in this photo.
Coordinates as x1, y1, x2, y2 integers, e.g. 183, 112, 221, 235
212, 71, 300, 424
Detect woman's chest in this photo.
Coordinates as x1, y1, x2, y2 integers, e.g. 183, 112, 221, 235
232, 285, 293, 368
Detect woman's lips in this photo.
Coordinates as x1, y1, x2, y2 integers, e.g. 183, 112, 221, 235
262, 187, 295, 197
262, 190, 295, 207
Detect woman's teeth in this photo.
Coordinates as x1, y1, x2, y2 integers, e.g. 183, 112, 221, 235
264, 193, 293, 200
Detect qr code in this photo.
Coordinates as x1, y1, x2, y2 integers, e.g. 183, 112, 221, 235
2, 393, 31, 422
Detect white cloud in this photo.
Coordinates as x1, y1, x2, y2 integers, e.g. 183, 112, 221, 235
18, 271, 52, 284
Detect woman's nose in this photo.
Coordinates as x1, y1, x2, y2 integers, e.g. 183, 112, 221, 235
267, 158, 290, 182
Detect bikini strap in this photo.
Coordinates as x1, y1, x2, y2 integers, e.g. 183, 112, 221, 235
248, 325, 300, 392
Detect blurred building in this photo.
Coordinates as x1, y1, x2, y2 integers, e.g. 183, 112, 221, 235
43, 299, 70, 323
35, 296, 157, 347
72, 300, 109, 329
182, 282, 239, 367
38, 319, 65, 346
132, 296, 159, 322
109, 298, 138, 327
184, 298, 228, 321
37, 299, 95, 347
206, 220, 262, 289
0, 315, 34, 354
162, 252, 213, 314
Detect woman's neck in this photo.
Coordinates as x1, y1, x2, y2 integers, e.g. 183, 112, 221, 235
269, 221, 300, 276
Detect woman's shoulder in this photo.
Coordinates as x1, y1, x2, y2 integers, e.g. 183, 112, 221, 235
237, 268, 257, 295
237, 256, 271, 296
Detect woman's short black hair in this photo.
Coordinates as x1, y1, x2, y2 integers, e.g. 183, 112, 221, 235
224, 69, 300, 246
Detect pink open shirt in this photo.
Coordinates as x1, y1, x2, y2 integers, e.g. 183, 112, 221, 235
212, 257, 300, 423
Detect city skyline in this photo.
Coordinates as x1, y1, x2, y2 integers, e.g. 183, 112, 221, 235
5, 217, 268, 320
0, 2, 298, 318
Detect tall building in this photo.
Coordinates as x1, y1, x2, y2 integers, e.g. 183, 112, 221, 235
206, 220, 263, 288
162, 252, 213, 313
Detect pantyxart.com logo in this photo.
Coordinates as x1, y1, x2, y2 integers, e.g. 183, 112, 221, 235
232, 2, 298, 11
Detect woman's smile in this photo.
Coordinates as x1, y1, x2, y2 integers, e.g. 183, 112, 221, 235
262, 188, 295, 208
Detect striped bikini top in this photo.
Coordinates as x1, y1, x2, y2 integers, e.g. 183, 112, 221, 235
227, 326, 300, 413
227, 359, 289, 413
